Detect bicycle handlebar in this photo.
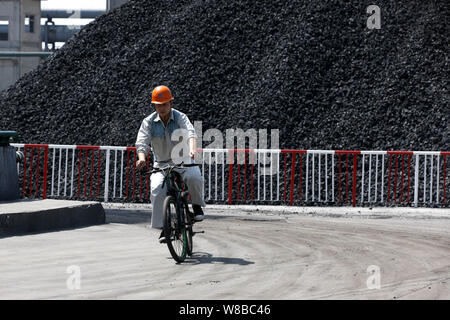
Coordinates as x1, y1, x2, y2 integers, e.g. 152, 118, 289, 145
139, 162, 200, 175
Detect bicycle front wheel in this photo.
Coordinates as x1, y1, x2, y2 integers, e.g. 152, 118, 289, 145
163, 195, 187, 263
186, 225, 193, 256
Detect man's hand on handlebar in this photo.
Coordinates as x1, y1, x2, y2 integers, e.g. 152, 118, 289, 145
136, 159, 147, 171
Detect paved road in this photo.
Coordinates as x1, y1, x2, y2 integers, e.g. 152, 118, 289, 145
0, 205, 449, 299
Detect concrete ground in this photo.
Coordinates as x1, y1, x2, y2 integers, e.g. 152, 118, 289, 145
0, 203, 449, 299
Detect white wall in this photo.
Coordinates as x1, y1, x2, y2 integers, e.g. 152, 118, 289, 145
0, 59, 19, 91
19, 0, 41, 76
0, 0, 42, 91
0, 0, 20, 49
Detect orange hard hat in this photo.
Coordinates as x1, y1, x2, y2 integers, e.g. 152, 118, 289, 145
151, 85, 174, 104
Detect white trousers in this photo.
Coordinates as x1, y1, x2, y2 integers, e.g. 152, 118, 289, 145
150, 166, 205, 229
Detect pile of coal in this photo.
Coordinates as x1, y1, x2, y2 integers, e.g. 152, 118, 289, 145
0, 0, 448, 151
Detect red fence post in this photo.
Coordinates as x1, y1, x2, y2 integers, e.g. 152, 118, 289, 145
299, 152, 303, 201
139, 151, 144, 200
444, 154, 447, 203
125, 148, 131, 199
352, 153, 357, 207
407, 154, 412, 204
77, 148, 82, 198
84, 149, 88, 197
394, 154, 398, 203
289, 152, 296, 206
90, 149, 94, 197
250, 150, 254, 200
387, 154, 392, 203
35, 147, 40, 197
283, 152, 287, 202
400, 154, 405, 203
22, 146, 27, 197
146, 153, 150, 200
442, 152, 450, 204
236, 151, 240, 201
132, 149, 137, 199
345, 154, 349, 203
244, 150, 248, 201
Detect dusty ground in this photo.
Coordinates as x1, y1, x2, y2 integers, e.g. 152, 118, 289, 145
0, 204, 449, 299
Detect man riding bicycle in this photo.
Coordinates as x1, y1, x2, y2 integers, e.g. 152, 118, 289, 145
135, 85, 205, 243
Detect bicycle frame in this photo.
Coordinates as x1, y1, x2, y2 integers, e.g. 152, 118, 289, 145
142, 162, 199, 244
165, 169, 188, 230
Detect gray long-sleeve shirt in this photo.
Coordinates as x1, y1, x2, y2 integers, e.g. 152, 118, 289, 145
135, 108, 196, 167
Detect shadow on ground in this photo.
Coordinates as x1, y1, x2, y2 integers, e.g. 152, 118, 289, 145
181, 252, 254, 266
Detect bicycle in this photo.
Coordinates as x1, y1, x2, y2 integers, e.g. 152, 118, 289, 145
141, 162, 202, 263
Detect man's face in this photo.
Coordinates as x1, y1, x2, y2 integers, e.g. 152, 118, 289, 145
154, 101, 172, 118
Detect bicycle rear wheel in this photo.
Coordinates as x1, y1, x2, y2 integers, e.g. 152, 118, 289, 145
163, 195, 187, 263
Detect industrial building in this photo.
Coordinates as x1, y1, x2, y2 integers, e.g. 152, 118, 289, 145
0, 0, 127, 91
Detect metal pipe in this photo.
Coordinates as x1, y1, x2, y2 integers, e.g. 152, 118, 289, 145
41, 10, 105, 19
44, 19, 55, 51
0, 25, 83, 43
0, 51, 52, 57
16, 151, 24, 163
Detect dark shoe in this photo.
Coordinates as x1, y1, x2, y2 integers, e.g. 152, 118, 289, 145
192, 204, 204, 222
158, 230, 167, 244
